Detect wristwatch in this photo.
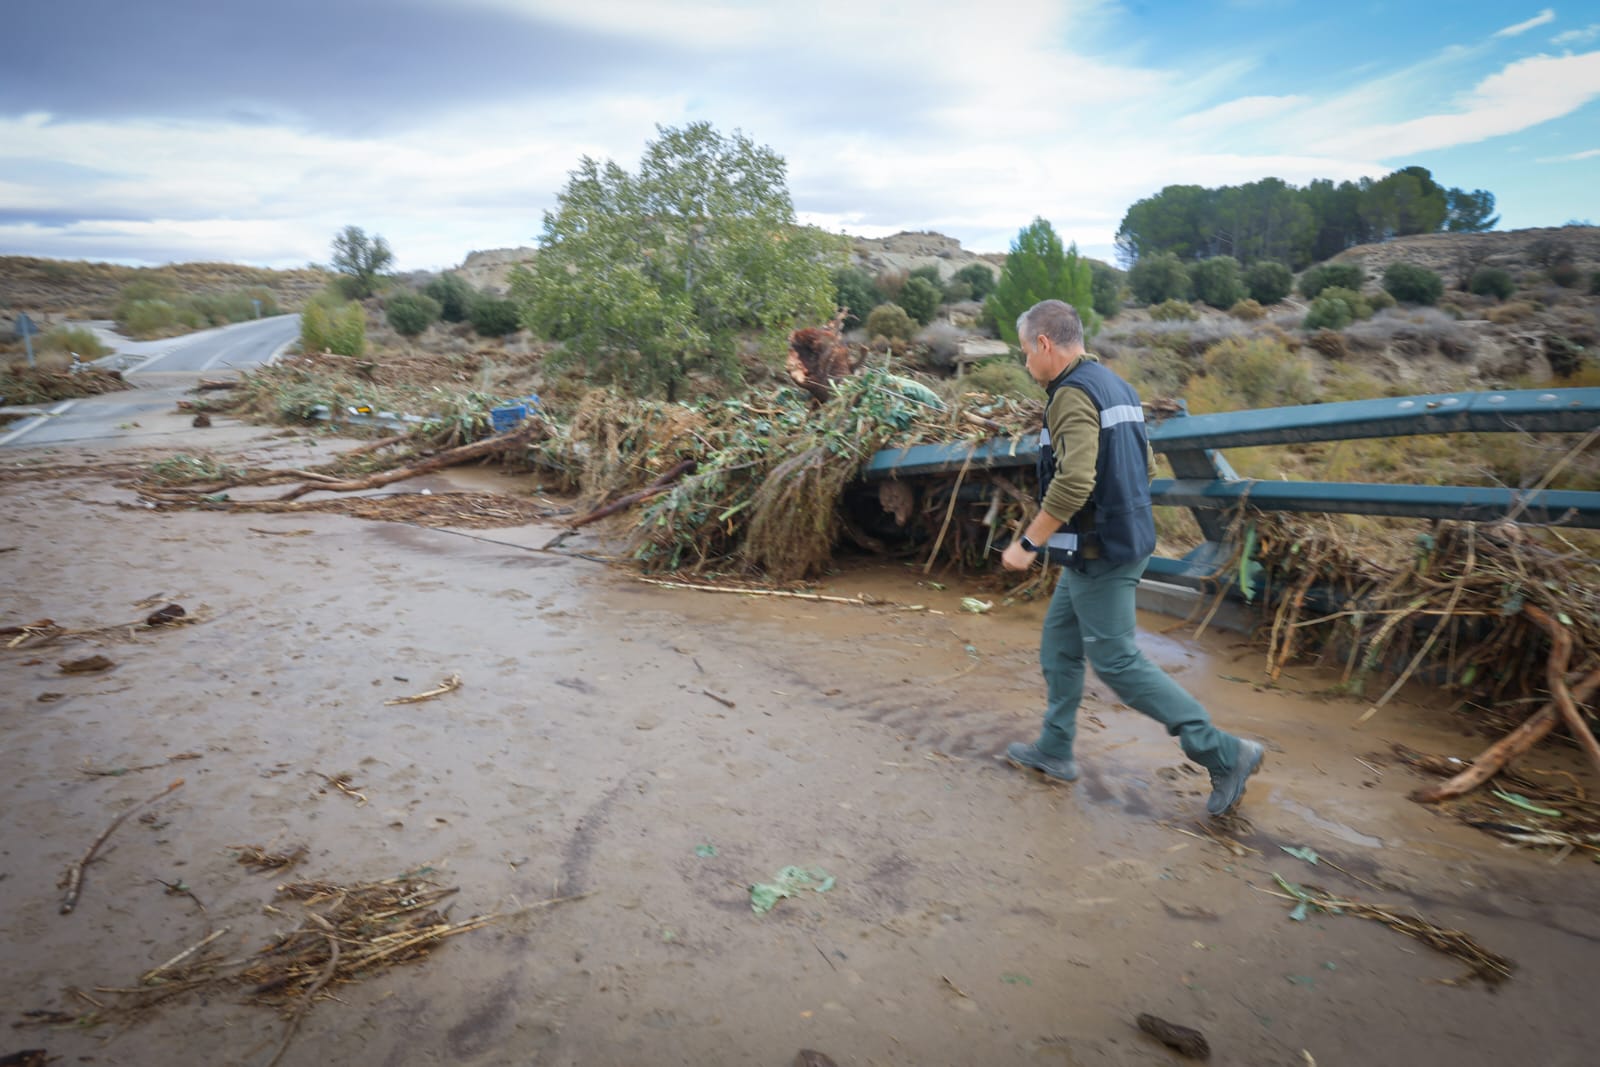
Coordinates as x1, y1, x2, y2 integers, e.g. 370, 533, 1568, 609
1019, 535, 1043, 554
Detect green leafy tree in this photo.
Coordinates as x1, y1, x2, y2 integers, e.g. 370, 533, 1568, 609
329, 225, 395, 299
468, 295, 522, 337
1127, 251, 1190, 305
1187, 256, 1246, 309
900, 276, 942, 325
832, 268, 881, 330
512, 123, 843, 400
1382, 262, 1444, 305
1089, 261, 1122, 318
954, 263, 997, 302
986, 218, 1099, 344
424, 274, 474, 322
385, 292, 441, 338
1245, 260, 1292, 304
1446, 189, 1498, 232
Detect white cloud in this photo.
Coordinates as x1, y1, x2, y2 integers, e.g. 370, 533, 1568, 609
1495, 8, 1556, 38
1537, 147, 1600, 161
1322, 50, 1600, 158
1177, 95, 1309, 131
1552, 23, 1600, 45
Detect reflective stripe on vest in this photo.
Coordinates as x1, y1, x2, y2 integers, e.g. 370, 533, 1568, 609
1099, 403, 1144, 429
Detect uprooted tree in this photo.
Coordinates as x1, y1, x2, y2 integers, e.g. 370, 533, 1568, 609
512, 122, 845, 400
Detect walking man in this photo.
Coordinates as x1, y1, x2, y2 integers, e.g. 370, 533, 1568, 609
999, 299, 1265, 816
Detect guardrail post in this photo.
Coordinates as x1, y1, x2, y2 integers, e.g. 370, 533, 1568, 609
1154, 401, 1238, 543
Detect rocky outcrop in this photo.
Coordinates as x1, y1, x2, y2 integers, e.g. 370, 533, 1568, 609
452, 247, 538, 294
848, 231, 1003, 282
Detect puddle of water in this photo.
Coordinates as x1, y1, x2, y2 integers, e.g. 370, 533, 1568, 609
1271, 790, 1385, 848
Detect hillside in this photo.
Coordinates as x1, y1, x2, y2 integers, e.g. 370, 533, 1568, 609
1333, 225, 1600, 285
0, 256, 329, 325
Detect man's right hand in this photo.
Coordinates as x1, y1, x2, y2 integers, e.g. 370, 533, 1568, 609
1001, 541, 1037, 571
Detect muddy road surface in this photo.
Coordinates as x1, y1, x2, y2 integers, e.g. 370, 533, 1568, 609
2, 426, 1598, 1066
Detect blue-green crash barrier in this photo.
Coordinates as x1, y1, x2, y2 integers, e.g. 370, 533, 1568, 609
861, 387, 1600, 590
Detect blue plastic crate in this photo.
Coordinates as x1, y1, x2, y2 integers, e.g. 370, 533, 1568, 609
489, 404, 527, 433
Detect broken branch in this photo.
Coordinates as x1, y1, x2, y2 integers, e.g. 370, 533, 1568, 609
277, 421, 545, 501
60, 778, 185, 914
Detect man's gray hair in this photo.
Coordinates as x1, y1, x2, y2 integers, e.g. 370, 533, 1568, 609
1016, 300, 1084, 351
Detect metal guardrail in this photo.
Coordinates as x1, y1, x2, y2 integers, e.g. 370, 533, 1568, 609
863, 387, 1600, 584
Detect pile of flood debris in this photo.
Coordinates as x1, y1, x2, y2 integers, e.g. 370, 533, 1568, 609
145, 322, 1600, 818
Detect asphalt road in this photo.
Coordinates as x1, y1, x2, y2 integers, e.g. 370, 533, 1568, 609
0, 314, 300, 449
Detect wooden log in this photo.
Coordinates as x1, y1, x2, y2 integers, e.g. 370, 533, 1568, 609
1412, 666, 1600, 803
1522, 604, 1600, 778
276, 421, 545, 501
567, 459, 695, 529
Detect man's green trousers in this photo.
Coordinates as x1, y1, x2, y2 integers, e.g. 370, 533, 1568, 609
1035, 555, 1241, 773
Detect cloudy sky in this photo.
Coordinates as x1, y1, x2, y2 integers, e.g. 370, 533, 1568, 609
4, 0, 1598, 270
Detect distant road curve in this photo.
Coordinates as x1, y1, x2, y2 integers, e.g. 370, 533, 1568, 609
124, 313, 301, 375
0, 314, 301, 449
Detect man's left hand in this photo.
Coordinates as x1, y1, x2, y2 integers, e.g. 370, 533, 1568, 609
1001, 541, 1037, 572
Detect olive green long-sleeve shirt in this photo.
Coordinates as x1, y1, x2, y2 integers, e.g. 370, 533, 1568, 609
1040, 354, 1156, 525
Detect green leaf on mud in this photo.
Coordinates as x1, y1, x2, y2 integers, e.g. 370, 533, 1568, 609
1001, 973, 1032, 986
1280, 845, 1321, 866
1491, 789, 1562, 818
694, 844, 718, 857
750, 866, 836, 914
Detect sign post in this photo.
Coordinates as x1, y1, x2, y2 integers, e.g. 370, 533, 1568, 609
16, 312, 36, 368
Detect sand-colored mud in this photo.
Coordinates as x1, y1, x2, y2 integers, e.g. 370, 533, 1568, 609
3, 426, 1598, 1066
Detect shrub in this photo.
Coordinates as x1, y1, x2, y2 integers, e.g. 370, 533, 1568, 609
468, 295, 522, 337
908, 264, 943, 288
953, 263, 997, 302
1485, 300, 1537, 325
117, 299, 179, 337
1228, 299, 1266, 321
1306, 328, 1349, 360
874, 268, 908, 302
959, 359, 1038, 399
1468, 267, 1515, 300
916, 321, 965, 370
1304, 294, 1354, 331
1590, 270, 1600, 296
1201, 337, 1316, 409
1128, 252, 1189, 305
1298, 263, 1365, 299
831, 268, 881, 331
1245, 260, 1293, 305
1546, 335, 1586, 378
301, 299, 366, 356
865, 302, 915, 342
1550, 261, 1582, 288
38, 326, 111, 360
424, 274, 475, 322
1148, 299, 1198, 322
1319, 286, 1373, 321
1367, 288, 1396, 312
1382, 262, 1444, 305
385, 292, 440, 338
899, 276, 942, 326
1187, 256, 1246, 309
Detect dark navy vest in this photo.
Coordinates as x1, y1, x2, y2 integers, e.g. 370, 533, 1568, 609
1037, 359, 1157, 566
